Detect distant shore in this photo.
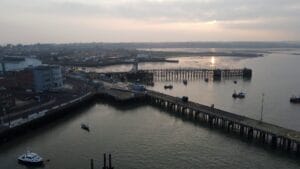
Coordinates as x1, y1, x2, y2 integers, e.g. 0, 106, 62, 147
44, 50, 263, 68
143, 50, 264, 58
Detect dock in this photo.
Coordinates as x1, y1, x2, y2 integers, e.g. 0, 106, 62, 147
146, 90, 300, 152
1, 77, 300, 154
96, 68, 251, 84
97, 81, 146, 101
94, 81, 300, 153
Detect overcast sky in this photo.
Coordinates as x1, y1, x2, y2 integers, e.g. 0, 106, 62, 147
1, 0, 300, 44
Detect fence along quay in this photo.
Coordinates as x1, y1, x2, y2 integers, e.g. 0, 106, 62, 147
146, 90, 300, 153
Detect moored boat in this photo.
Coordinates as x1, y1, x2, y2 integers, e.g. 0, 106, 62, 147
18, 151, 43, 166
181, 96, 189, 102
164, 85, 173, 89
81, 123, 90, 131
232, 90, 246, 99
290, 96, 300, 103
183, 80, 188, 85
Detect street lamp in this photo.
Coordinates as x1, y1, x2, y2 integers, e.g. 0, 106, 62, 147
260, 93, 264, 122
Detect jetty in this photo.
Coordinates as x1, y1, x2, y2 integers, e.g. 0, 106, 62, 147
143, 68, 252, 81
146, 90, 300, 153
99, 68, 252, 83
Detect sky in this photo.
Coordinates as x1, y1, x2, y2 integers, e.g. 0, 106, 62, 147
1, 0, 300, 44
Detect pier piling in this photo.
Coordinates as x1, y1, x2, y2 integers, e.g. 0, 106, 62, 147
90, 159, 94, 169
103, 153, 107, 169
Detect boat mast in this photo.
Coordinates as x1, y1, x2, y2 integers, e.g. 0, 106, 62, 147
260, 93, 264, 122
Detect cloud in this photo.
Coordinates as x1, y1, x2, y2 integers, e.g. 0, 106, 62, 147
1, 0, 300, 42
2, 0, 300, 22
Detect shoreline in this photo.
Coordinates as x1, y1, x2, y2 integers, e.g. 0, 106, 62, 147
0, 92, 95, 141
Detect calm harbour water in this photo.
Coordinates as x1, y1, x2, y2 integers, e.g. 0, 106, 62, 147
1, 49, 300, 169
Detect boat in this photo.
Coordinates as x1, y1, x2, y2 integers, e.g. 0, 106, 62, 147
232, 90, 246, 99
164, 85, 173, 89
18, 151, 43, 166
290, 96, 300, 103
205, 78, 209, 82
181, 96, 189, 102
81, 123, 90, 132
183, 80, 188, 85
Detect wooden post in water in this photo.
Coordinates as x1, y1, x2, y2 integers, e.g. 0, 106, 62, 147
103, 153, 107, 169
90, 159, 94, 169
108, 154, 114, 169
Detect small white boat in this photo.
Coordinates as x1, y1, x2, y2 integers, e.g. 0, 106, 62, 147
18, 151, 43, 166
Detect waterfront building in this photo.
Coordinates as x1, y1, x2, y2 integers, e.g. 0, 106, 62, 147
0, 65, 63, 92
0, 57, 42, 75
0, 88, 15, 115
32, 65, 63, 92
0, 69, 34, 90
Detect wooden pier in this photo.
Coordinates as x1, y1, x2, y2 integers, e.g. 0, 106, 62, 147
142, 68, 252, 81
146, 90, 300, 153
96, 68, 252, 83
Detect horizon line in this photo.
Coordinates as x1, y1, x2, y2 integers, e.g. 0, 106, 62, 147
2, 40, 300, 46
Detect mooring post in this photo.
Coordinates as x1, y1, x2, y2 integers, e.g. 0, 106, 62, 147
282, 139, 286, 150
208, 116, 213, 126
280, 138, 283, 149
271, 135, 277, 148
287, 139, 291, 151
194, 111, 199, 120
261, 132, 265, 144
109, 154, 113, 169
248, 128, 253, 140
228, 122, 234, 132
90, 159, 94, 169
240, 125, 244, 136
103, 153, 107, 169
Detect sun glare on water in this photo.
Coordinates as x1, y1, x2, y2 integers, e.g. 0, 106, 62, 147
210, 56, 216, 67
